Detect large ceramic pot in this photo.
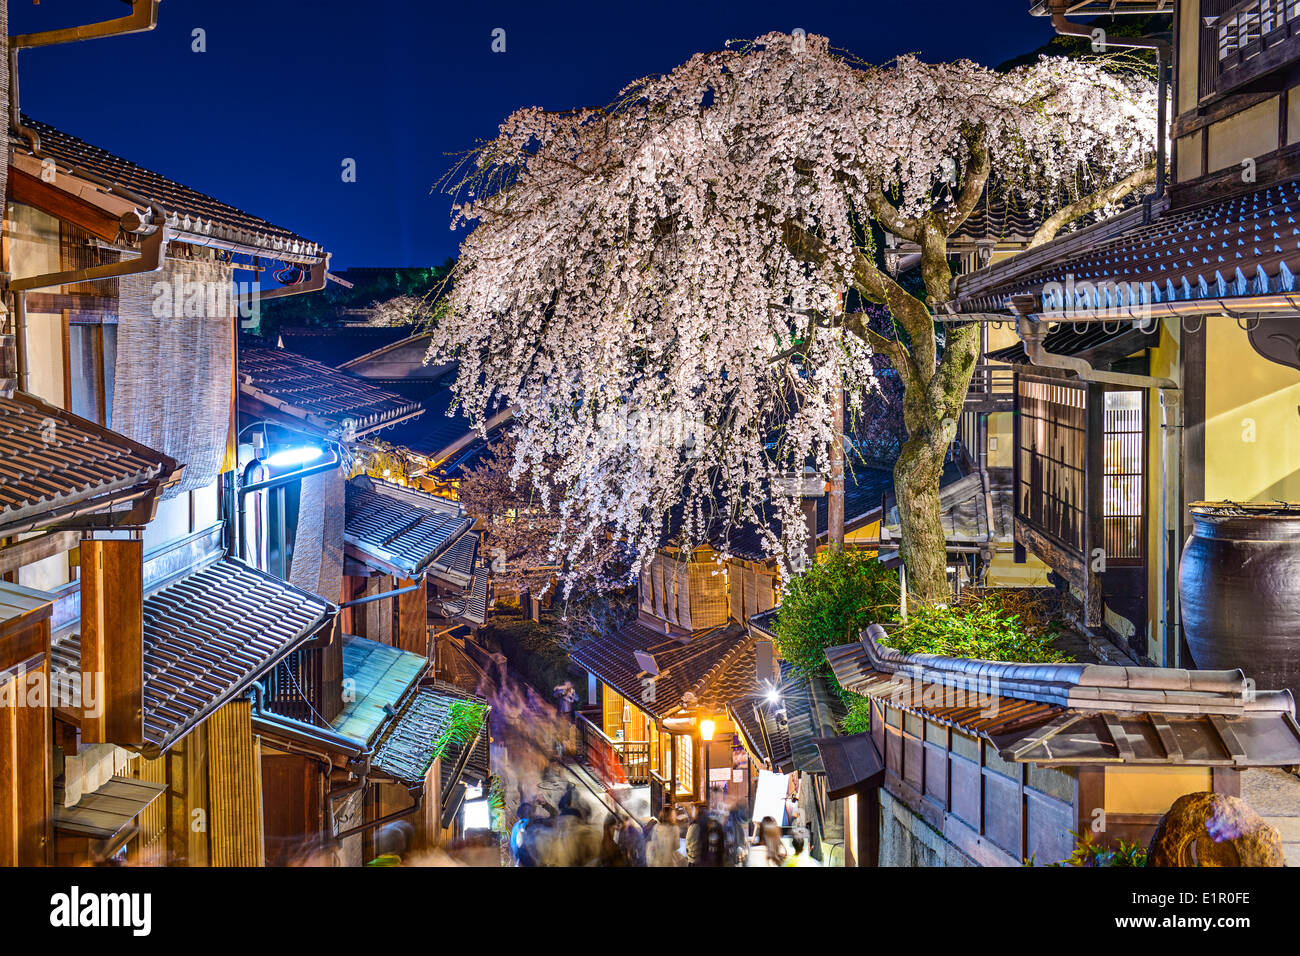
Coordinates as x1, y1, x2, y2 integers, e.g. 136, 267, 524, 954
1179, 502, 1300, 701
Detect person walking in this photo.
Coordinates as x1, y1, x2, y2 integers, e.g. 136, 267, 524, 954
649, 806, 682, 866
757, 817, 787, 867
783, 832, 820, 867
620, 817, 647, 866
596, 814, 627, 866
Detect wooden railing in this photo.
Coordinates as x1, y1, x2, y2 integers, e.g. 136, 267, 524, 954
962, 364, 1015, 413
260, 647, 326, 725
574, 712, 653, 786
1212, 0, 1300, 95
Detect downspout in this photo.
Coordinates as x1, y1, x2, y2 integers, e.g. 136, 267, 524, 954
333, 785, 424, 844
1016, 314, 1182, 666
339, 580, 424, 609
9, 2, 163, 154
1048, 2, 1171, 199
9, 0, 162, 50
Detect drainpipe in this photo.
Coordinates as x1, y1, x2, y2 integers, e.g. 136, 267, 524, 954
339, 580, 424, 609
333, 785, 424, 843
247, 684, 373, 848
1047, 1, 1171, 200
8, 217, 168, 392
9, 2, 163, 154
1016, 313, 1182, 666
10, 1, 161, 50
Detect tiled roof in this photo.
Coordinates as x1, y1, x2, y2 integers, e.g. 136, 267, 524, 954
330, 634, 429, 745
53, 776, 167, 842
277, 326, 417, 367
22, 116, 324, 262
441, 567, 489, 626
882, 470, 1013, 544
951, 194, 1041, 243
679, 459, 895, 563
571, 619, 752, 719
344, 478, 475, 578
239, 343, 425, 439
428, 681, 492, 796
371, 687, 489, 787
377, 383, 481, 462
728, 660, 845, 775
956, 178, 1300, 314
827, 624, 1300, 769
51, 558, 336, 757
430, 531, 479, 590
0, 391, 178, 536
813, 734, 884, 801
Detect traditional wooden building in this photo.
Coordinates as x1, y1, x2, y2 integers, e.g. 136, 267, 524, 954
952, 0, 1300, 666
0, 98, 346, 863
826, 624, 1300, 866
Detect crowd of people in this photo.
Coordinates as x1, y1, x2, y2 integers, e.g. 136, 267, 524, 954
508, 784, 820, 867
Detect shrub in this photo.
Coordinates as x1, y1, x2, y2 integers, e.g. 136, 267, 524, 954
1056, 831, 1147, 867
880, 592, 1072, 664
840, 692, 873, 736
771, 549, 899, 683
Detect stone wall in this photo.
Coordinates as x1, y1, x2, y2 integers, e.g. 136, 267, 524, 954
880, 790, 976, 868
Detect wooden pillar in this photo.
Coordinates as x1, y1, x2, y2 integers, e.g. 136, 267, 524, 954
206, 700, 265, 867
396, 576, 427, 656
0, 595, 53, 866
80, 538, 144, 747
858, 786, 880, 867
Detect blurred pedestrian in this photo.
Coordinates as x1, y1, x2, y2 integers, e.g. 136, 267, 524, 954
620, 817, 647, 866
783, 832, 819, 867
685, 805, 703, 866
597, 814, 626, 866
759, 817, 786, 867
510, 802, 535, 867
694, 815, 729, 867
649, 805, 682, 867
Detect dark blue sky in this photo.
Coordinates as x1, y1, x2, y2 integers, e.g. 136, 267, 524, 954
12, 1, 1051, 268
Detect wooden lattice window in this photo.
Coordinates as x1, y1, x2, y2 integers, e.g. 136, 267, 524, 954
1102, 390, 1145, 564
1017, 377, 1087, 554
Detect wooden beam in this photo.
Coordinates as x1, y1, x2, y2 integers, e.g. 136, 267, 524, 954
0, 531, 77, 577
79, 538, 144, 747
6, 166, 122, 244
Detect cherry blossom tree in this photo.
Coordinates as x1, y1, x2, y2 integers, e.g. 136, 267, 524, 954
428, 32, 1157, 604
458, 432, 628, 594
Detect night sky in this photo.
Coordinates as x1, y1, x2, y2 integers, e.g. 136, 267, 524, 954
11, 1, 1052, 268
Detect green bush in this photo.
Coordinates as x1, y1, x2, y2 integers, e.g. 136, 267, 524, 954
771, 549, 899, 684
1055, 831, 1147, 867
840, 692, 873, 736
880, 597, 1071, 664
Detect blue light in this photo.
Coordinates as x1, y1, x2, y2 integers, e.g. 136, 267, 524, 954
264, 446, 324, 468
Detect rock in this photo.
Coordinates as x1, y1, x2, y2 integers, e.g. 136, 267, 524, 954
1147, 791, 1284, 867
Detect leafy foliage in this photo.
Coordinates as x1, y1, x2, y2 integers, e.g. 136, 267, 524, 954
771, 548, 899, 684
1056, 830, 1147, 867
840, 692, 873, 736
432, 700, 490, 762
881, 592, 1071, 664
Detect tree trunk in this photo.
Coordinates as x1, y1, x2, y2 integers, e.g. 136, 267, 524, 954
894, 426, 950, 605
829, 384, 845, 550
894, 323, 981, 606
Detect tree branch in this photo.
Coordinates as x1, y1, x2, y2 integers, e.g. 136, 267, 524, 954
1027, 162, 1156, 249
937, 127, 991, 236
